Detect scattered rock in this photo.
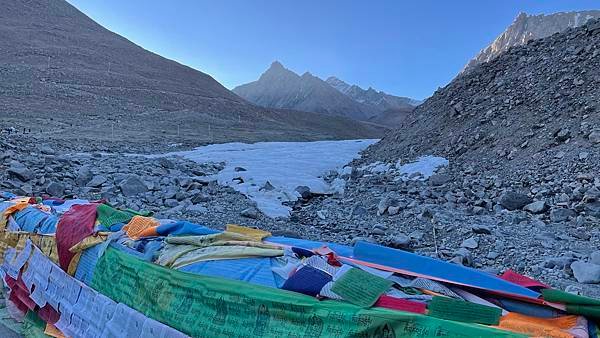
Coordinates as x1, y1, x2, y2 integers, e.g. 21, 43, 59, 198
429, 173, 451, 186
295, 186, 311, 199
7, 162, 33, 182
45, 182, 65, 197
471, 225, 492, 235
550, 208, 577, 222
241, 207, 260, 219
86, 175, 107, 188
523, 200, 548, 214
118, 175, 148, 196
571, 261, 600, 284
461, 237, 479, 249
498, 191, 532, 210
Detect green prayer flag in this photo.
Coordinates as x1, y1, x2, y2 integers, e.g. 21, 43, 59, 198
542, 288, 600, 306
330, 267, 393, 307
566, 304, 600, 318
20, 311, 49, 338
90, 247, 523, 338
427, 296, 502, 326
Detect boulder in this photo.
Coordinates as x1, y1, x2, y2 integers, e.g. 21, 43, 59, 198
571, 261, 600, 284
241, 207, 260, 219
119, 176, 148, 196
46, 182, 65, 197
461, 237, 479, 249
524, 200, 548, 214
75, 167, 93, 186
295, 186, 311, 199
157, 157, 175, 169
7, 163, 33, 182
498, 191, 532, 210
87, 175, 107, 188
550, 208, 577, 222
589, 130, 600, 144
428, 173, 451, 186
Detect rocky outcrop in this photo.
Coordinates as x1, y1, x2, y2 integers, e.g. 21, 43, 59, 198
464, 11, 600, 72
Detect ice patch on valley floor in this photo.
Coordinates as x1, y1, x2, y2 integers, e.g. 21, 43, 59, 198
165, 139, 379, 218
360, 155, 449, 180
396, 156, 449, 179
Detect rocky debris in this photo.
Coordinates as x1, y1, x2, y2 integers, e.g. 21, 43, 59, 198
571, 261, 600, 284
461, 237, 479, 249
87, 175, 107, 188
428, 173, 451, 186
388, 234, 411, 250
45, 182, 65, 197
499, 191, 532, 211
523, 201, 547, 214
241, 207, 260, 219
589, 130, 600, 144
549, 208, 577, 223
7, 162, 33, 182
295, 186, 311, 200
118, 176, 148, 197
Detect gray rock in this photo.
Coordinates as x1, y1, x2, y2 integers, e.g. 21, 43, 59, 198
461, 237, 479, 249
191, 193, 210, 204
429, 173, 451, 186
524, 200, 548, 214
351, 204, 368, 217
46, 182, 65, 197
389, 234, 411, 250
543, 257, 575, 269
550, 208, 577, 222
260, 181, 275, 191
499, 191, 532, 210
271, 230, 302, 238
571, 261, 600, 284
585, 201, 600, 218
87, 175, 107, 187
387, 205, 400, 215
471, 224, 492, 235
187, 204, 208, 213
591, 251, 600, 265
7, 163, 33, 182
234, 166, 247, 172
119, 176, 149, 196
241, 207, 260, 219
295, 185, 311, 199
157, 157, 175, 169
164, 199, 178, 208
377, 195, 397, 215
39, 144, 56, 155
351, 236, 376, 246
75, 167, 93, 186
589, 130, 600, 144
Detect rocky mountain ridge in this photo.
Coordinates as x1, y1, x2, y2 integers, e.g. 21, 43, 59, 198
325, 76, 421, 111
233, 61, 377, 120
464, 10, 600, 72
233, 62, 419, 125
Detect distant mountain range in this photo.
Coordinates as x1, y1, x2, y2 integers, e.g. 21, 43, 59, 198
464, 10, 600, 72
233, 61, 420, 125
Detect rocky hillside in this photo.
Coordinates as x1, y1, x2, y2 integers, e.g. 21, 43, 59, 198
464, 10, 600, 72
233, 62, 377, 120
361, 18, 600, 233
0, 0, 383, 147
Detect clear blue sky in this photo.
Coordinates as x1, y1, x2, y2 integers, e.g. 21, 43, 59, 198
67, 0, 599, 100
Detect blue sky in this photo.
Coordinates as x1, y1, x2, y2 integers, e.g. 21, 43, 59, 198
67, 0, 599, 100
